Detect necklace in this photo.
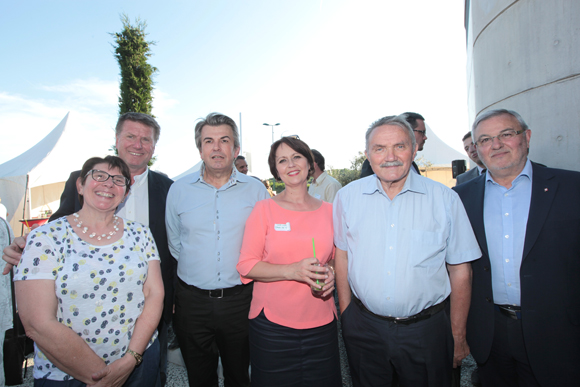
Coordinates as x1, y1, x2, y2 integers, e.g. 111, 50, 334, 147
73, 213, 120, 241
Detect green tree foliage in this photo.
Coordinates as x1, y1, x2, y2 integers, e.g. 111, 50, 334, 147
111, 14, 157, 116
110, 15, 158, 166
328, 151, 366, 187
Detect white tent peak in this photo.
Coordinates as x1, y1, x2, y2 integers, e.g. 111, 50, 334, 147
0, 112, 70, 187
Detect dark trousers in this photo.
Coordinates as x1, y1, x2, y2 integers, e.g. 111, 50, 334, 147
174, 279, 252, 387
34, 339, 160, 387
249, 310, 342, 387
341, 300, 453, 387
478, 309, 541, 387
156, 318, 168, 387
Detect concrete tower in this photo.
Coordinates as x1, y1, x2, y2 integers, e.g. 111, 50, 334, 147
465, 0, 580, 170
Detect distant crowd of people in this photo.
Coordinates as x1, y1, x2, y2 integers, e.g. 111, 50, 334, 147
1, 108, 579, 387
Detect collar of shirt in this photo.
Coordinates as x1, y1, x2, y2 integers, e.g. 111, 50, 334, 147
116, 168, 149, 225
362, 168, 426, 200
189, 163, 253, 189
485, 158, 533, 188
312, 171, 328, 186
132, 168, 149, 188
477, 165, 485, 175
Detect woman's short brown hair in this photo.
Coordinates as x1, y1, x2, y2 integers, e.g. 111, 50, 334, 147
268, 137, 315, 181
78, 155, 132, 206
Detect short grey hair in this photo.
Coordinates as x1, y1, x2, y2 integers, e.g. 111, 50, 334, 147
472, 109, 529, 138
365, 114, 416, 152
116, 112, 161, 144
194, 112, 240, 151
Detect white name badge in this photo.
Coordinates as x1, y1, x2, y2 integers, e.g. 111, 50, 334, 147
274, 222, 291, 231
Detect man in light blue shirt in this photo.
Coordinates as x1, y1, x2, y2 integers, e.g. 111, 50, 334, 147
165, 113, 269, 387
334, 114, 481, 387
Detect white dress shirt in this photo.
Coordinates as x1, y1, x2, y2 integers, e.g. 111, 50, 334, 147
117, 169, 149, 226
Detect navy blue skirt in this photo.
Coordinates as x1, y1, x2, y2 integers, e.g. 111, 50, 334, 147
249, 310, 342, 387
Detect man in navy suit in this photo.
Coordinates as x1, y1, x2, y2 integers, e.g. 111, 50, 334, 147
454, 109, 580, 386
3, 112, 175, 387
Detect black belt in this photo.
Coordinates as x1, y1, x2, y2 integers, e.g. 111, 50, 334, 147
179, 278, 247, 298
494, 304, 521, 320
353, 296, 447, 325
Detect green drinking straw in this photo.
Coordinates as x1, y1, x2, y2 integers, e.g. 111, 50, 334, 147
312, 238, 321, 288
312, 237, 316, 258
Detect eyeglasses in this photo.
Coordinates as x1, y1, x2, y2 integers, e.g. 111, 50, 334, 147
85, 170, 129, 186
413, 129, 427, 136
475, 129, 526, 148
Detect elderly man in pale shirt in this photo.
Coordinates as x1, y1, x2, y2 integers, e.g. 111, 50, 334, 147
165, 112, 269, 387
2, 112, 175, 387
334, 114, 481, 387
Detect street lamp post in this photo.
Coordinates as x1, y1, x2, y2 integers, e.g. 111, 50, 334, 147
263, 122, 280, 144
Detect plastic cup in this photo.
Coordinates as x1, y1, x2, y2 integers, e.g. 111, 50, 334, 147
311, 263, 327, 297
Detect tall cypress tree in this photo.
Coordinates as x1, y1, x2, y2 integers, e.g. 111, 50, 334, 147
111, 15, 157, 116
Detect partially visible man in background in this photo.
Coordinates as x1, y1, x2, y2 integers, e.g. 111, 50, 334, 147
308, 149, 342, 203
456, 131, 485, 185
235, 155, 249, 175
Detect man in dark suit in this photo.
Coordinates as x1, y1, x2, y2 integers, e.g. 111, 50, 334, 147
3, 112, 175, 387
456, 131, 485, 185
360, 113, 426, 178
454, 109, 580, 386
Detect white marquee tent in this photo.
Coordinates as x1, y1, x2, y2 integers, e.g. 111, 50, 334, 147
0, 113, 74, 236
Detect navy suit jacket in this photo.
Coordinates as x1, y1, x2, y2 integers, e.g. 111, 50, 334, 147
455, 166, 479, 186
453, 162, 580, 386
50, 170, 176, 324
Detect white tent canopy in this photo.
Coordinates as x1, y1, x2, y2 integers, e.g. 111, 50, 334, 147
171, 161, 202, 181
0, 113, 72, 235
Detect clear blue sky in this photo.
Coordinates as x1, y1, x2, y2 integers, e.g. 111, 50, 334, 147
0, 0, 469, 179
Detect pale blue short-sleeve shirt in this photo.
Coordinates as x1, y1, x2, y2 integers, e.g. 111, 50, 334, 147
333, 171, 481, 317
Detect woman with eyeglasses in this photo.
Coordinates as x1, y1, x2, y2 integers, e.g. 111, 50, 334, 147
13, 156, 164, 387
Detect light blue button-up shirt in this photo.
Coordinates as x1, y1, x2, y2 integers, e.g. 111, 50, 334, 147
166, 165, 270, 289
334, 171, 481, 317
484, 158, 532, 306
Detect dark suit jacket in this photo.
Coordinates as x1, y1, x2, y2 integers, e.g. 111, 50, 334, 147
50, 170, 176, 324
453, 162, 580, 386
455, 166, 479, 186
360, 159, 421, 178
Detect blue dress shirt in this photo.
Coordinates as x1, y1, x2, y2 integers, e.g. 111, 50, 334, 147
484, 158, 533, 306
166, 165, 270, 289
333, 171, 481, 317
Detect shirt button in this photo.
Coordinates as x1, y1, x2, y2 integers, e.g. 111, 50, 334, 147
505, 259, 510, 263
504, 193, 508, 197
387, 271, 391, 275
389, 246, 393, 250
217, 236, 220, 240
391, 224, 394, 227
218, 231, 220, 234
505, 235, 509, 239
217, 258, 220, 261
507, 283, 511, 286
387, 297, 390, 300
505, 213, 509, 216
218, 252, 220, 256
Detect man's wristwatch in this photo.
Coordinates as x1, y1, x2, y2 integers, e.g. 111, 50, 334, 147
126, 349, 143, 367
